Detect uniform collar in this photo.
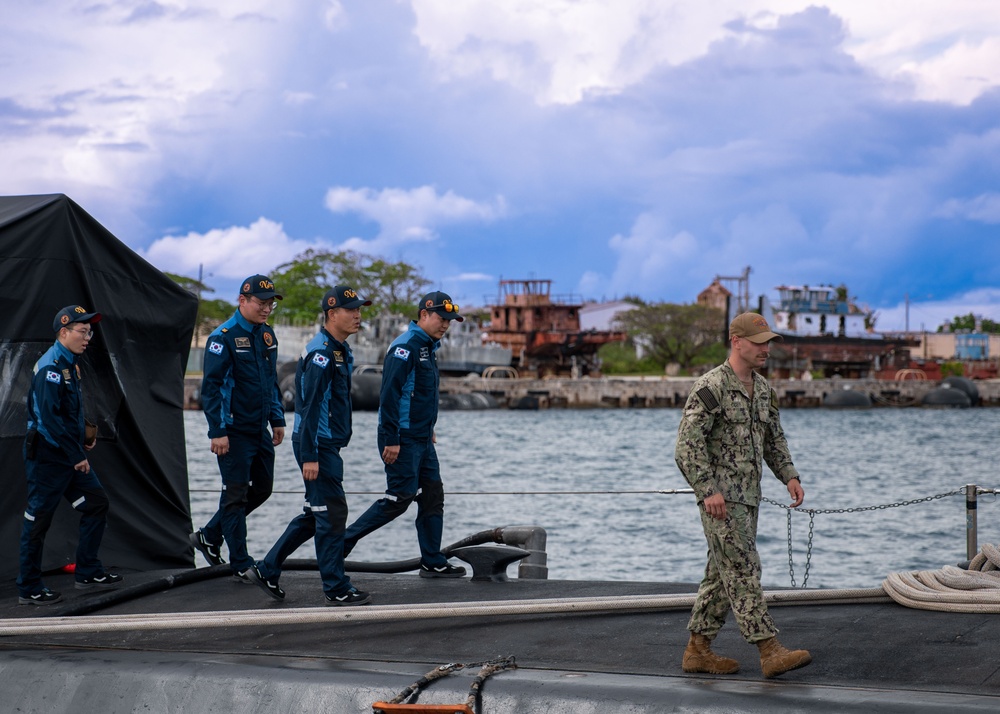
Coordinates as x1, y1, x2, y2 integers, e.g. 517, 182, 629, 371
408, 320, 440, 350
232, 309, 260, 332
721, 361, 757, 392
51, 340, 76, 364
320, 326, 350, 352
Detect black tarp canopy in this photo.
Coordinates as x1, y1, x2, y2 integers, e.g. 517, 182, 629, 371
0, 194, 197, 578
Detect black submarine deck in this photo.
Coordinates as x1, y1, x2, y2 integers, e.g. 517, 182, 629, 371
1, 568, 999, 713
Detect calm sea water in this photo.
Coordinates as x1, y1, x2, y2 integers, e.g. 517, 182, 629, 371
185, 407, 1000, 590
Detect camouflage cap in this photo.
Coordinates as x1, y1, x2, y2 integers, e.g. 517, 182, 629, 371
729, 312, 782, 344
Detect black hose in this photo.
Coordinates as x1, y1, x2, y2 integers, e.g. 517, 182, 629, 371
286, 529, 505, 574
50, 530, 508, 617
46, 564, 231, 617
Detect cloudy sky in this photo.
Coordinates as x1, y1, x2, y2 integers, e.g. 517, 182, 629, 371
3, 1, 1000, 331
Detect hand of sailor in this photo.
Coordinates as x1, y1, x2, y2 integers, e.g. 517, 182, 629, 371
703, 492, 726, 520
302, 461, 319, 481
272, 426, 285, 446
74, 458, 90, 474
382, 444, 400, 465
787, 478, 804, 508
210, 436, 229, 456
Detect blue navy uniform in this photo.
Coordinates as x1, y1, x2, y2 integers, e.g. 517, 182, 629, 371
18, 341, 110, 597
343, 321, 449, 567
255, 328, 357, 596
199, 309, 285, 573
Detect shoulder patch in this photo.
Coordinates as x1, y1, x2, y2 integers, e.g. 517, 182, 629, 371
208, 341, 224, 355
696, 386, 721, 412
234, 337, 251, 349
312, 353, 330, 368
45, 370, 61, 384
392, 346, 410, 361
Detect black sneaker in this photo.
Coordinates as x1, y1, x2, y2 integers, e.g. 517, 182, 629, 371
419, 562, 466, 579
325, 588, 371, 606
246, 564, 285, 600
18, 588, 62, 606
75, 572, 124, 590
189, 530, 226, 566
233, 570, 252, 584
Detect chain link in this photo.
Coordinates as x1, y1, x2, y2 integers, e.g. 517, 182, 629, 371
762, 487, 966, 588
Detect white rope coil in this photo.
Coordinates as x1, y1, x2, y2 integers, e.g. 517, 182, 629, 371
882, 543, 1000, 612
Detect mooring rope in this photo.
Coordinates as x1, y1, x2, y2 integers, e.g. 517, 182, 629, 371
0, 588, 887, 637
882, 543, 1000, 612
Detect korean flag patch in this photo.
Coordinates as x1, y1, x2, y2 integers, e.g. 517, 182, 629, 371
312, 353, 330, 368
208, 341, 224, 355
45, 370, 61, 384
392, 346, 410, 361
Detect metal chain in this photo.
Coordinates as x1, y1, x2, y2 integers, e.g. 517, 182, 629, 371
762, 487, 966, 588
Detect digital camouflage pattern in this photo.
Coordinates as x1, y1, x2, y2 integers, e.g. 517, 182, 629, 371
686, 503, 777, 642
675, 361, 799, 505
676, 361, 800, 643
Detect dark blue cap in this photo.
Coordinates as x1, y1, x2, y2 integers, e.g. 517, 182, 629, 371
53, 305, 102, 333
240, 275, 282, 300
322, 286, 372, 311
418, 291, 464, 322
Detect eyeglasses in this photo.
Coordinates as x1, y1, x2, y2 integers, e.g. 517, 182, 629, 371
248, 296, 278, 311
430, 301, 460, 314
68, 326, 93, 339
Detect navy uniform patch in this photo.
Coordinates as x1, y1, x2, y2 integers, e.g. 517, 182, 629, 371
419, 346, 430, 360
62, 369, 71, 381
392, 346, 410, 361
312, 353, 330, 368
696, 387, 720, 412
46, 370, 61, 384
235, 337, 251, 348
208, 341, 223, 355
333, 351, 344, 363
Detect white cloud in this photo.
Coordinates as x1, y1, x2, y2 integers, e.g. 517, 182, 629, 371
283, 90, 317, 106
936, 193, 1000, 224
325, 185, 507, 248
447, 272, 495, 282
894, 38, 1000, 106
143, 217, 314, 281
601, 213, 699, 296
411, 0, 1000, 105
324, 0, 348, 31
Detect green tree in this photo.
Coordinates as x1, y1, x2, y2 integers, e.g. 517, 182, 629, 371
269, 249, 430, 323
612, 302, 726, 370
166, 272, 235, 341
939, 313, 1000, 333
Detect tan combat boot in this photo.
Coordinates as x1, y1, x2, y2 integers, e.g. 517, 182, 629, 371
756, 637, 812, 678
682, 632, 740, 674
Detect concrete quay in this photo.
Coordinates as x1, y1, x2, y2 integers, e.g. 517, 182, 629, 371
182, 375, 1000, 410
440, 375, 1000, 409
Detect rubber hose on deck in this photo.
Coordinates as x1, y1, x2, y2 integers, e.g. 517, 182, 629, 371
284, 530, 505, 574
50, 531, 507, 617
48, 564, 231, 617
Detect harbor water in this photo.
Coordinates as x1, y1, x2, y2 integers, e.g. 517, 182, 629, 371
185, 407, 1000, 590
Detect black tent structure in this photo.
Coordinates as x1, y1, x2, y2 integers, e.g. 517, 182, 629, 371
0, 194, 198, 579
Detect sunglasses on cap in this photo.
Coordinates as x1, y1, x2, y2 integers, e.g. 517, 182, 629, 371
430, 301, 460, 314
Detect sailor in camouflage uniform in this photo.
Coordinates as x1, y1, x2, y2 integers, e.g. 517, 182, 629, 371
675, 312, 812, 678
